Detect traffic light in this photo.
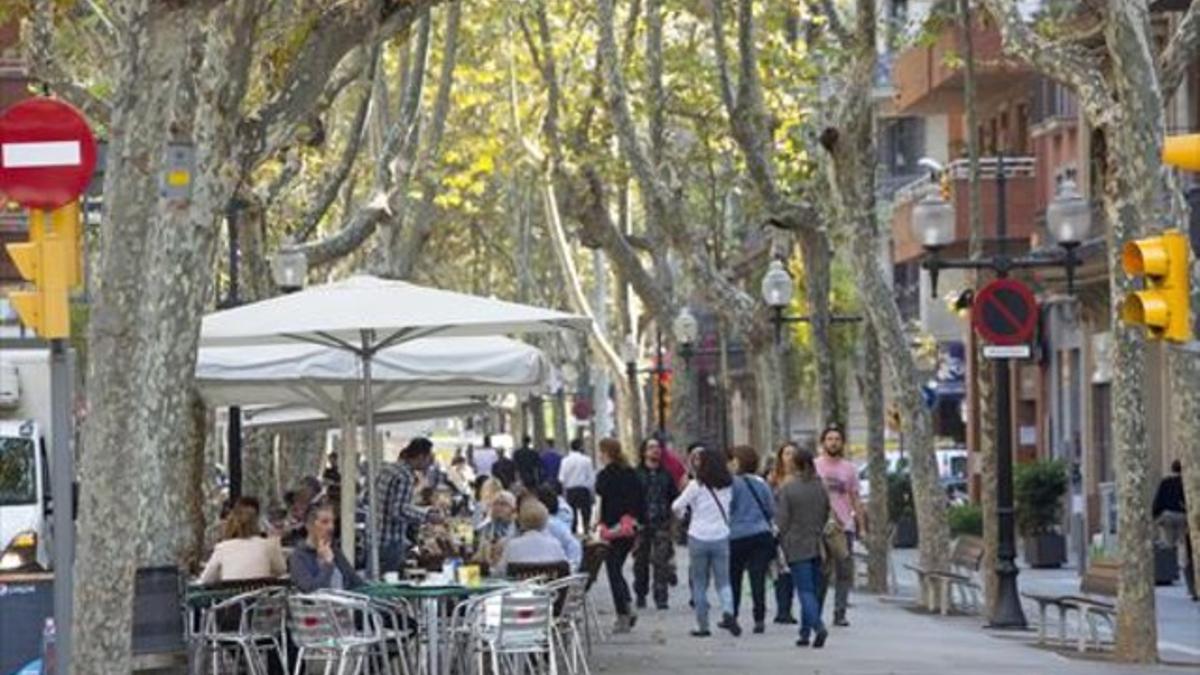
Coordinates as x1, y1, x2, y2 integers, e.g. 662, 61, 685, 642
1163, 134, 1200, 171
939, 173, 952, 201
1120, 229, 1191, 342
3, 203, 82, 339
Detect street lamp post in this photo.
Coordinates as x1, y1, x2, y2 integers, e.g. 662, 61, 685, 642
222, 198, 247, 500
271, 240, 309, 294
912, 157, 1091, 629
622, 332, 672, 440
672, 307, 701, 443
760, 259, 863, 439
675, 307, 734, 449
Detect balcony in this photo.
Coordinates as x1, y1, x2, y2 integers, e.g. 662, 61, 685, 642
891, 18, 1032, 115
891, 157, 1039, 263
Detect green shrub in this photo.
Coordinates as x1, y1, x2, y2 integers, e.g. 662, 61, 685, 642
1014, 459, 1068, 536
948, 503, 983, 536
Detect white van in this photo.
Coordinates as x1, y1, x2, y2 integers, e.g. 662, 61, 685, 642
0, 350, 54, 572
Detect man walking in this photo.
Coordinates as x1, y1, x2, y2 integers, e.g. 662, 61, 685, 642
814, 424, 863, 627
470, 435, 499, 478
376, 437, 443, 572
1153, 460, 1195, 599
540, 438, 563, 487
559, 438, 596, 534
514, 435, 543, 490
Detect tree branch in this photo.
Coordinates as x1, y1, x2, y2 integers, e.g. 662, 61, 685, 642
1160, 0, 1200, 101
709, 0, 737, 117
294, 192, 390, 267
978, 0, 1112, 123
26, 3, 112, 126
811, 0, 849, 45
294, 54, 376, 242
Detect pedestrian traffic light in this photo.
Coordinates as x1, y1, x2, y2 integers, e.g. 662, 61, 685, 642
3, 204, 81, 339
1120, 229, 1191, 342
1163, 134, 1200, 172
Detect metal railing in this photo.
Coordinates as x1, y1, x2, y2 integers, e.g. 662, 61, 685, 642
892, 156, 1037, 205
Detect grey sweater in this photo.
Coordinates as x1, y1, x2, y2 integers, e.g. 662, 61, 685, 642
775, 477, 830, 563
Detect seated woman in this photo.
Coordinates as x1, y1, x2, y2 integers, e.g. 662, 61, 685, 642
199, 500, 286, 584
473, 490, 518, 567
494, 499, 568, 577
289, 500, 363, 592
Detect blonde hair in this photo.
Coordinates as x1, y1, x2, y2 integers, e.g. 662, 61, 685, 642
518, 499, 549, 531
479, 478, 502, 505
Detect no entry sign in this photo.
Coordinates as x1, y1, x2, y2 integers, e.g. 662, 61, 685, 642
972, 278, 1038, 346
0, 98, 98, 210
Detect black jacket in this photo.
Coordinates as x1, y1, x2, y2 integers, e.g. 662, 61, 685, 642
595, 464, 646, 527
636, 466, 678, 527
1153, 475, 1186, 518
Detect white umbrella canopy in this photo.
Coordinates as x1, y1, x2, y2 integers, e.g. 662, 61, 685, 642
199, 274, 590, 347
239, 399, 492, 432
198, 276, 587, 578
195, 336, 552, 409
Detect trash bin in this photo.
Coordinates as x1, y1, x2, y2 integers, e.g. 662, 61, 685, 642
1154, 543, 1179, 585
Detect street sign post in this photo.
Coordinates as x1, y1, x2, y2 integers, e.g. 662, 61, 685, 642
972, 278, 1038, 348
0, 97, 95, 675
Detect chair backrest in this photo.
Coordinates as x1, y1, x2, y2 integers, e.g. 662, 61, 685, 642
581, 541, 609, 588
540, 574, 589, 620
287, 593, 374, 647
1081, 560, 1120, 597
245, 589, 288, 636
950, 536, 985, 572
506, 560, 571, 583
492, 590, 554, 648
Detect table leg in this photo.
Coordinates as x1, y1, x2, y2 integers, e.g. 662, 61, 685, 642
426, 597, 440, 675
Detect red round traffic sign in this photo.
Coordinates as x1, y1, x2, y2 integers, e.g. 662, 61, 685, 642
0, 98, 98, 210
972, 278, 1038, 346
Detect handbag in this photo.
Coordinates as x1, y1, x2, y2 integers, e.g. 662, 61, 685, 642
822, 515, 850, 562
597, 514, 638, 542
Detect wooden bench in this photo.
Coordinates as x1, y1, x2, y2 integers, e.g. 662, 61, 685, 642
1023, 560, 1118, 653
904, 536, 984, 615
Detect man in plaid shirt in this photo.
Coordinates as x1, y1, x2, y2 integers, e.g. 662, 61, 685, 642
377, 437, 442, 572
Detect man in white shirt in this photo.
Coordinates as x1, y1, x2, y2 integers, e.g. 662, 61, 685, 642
470, 435, 499, 478
558, 439, 596, 535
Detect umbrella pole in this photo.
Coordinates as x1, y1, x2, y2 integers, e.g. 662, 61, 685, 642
340, 407, 358, 563
363, 332, 382, 579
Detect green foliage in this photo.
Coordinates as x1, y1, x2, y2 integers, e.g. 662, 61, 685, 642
948, 503, 983, 536
1014, 459, 1068, 536
888, 470, 915, 522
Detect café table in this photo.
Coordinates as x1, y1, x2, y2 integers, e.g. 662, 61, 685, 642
363, 579, 513, 675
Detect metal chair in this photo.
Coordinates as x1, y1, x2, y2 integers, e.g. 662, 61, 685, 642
542, 575, 590, 675
195, 588, 284, 675
488, 589, 558, 675
287, 592, 388, 675
322, 589, 415, 675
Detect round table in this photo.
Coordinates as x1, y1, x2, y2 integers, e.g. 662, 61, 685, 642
363, 580, 514, 675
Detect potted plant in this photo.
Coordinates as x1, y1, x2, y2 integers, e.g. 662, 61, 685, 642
1015, 459, 1068, 568
948, 503, 983, 537
888, 471, 918, 548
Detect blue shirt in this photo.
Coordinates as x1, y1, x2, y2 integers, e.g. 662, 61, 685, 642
729, 474, 774, 541
545, 517, 583, 571
540, 450, 563, 484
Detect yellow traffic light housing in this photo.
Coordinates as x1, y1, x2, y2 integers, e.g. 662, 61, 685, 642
1163, 134, 1200, 172
939, 174, 952, 202
1120, 229, 1191, 342
3, 203, 82, 339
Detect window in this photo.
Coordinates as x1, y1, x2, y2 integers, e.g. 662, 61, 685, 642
0, 436, 36, 506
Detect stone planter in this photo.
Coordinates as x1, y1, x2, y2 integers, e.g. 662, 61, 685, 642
1022, 533, 1066, 569
893, 515, 919, 549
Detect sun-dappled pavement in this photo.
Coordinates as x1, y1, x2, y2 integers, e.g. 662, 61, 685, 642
585, 546, 1197, 675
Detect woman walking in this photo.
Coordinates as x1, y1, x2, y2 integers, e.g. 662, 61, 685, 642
594, 438, 646, 633
727, 445, 777, 634
769, 441, 800, 624
634, 437, 679, 610
776, 448, 831, 648
672, 448, 740, 637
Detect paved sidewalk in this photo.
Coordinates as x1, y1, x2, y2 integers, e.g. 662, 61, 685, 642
586, 547, 1196, 674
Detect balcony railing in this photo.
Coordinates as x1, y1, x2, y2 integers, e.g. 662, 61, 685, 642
893, 156, 1036, 205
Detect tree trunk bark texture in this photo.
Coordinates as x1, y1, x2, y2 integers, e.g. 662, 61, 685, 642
857, 325, 890, 593
1169, 346, 1200, 598
799, 228, 841, 429
822, 0, 949, 573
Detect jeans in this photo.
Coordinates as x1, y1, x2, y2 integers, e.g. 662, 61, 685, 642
566, 488, 594, 535
605, 536, 636, 616
634, 524, 675, 605
729, 532, 775, 622
688, 536, 734, 630
818, 531, 854, 619
775, 570, 794, 619
789, 558, 826, 639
